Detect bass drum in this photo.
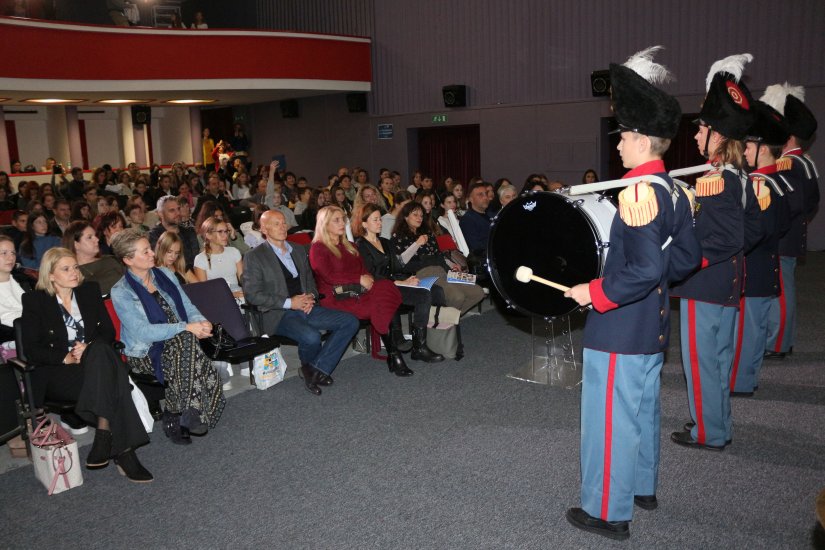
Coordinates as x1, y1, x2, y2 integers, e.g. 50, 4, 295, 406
487, 190, 616, 317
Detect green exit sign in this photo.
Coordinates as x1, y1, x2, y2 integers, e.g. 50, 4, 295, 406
432, 114, 448, 123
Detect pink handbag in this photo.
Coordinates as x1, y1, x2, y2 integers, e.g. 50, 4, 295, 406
30, 417, 84, 495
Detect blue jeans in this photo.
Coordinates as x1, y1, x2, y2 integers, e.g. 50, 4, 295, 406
274, 306, 359, 375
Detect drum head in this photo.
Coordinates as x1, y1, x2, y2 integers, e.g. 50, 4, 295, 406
488, 192, 603, 317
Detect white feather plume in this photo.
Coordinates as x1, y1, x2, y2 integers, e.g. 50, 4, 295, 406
622, 45, 674, 85
705, 53, 753, 91
760, 82, 805, 114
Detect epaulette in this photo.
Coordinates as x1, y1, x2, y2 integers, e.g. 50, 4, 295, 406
752, 176, 771, 211
776, 156, 793, 172
618, 181, 658, 227
695, 174, 724, 197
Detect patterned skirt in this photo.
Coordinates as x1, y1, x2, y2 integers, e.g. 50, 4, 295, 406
127, 331, 225, 428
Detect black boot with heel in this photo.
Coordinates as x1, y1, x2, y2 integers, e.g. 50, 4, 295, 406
380, 333, 414, 376
410, 325, 444, 362
85, 429, 112, 469
390, 315, 412, 353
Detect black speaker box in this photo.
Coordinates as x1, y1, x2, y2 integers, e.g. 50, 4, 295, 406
131, 104, 151, 125
346, 93, 367, 113
590, 70, 611, 97
280, 100, 300, 118
442, 85, 467, 108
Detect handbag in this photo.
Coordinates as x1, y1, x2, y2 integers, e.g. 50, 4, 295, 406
129, 376, 154, 433
203, 323, 237, 359
332, 284, 365, 300
252, 346, 287, 390
443, 249, 469, 272
29, 416, 84, 495
426, 306, 464, 360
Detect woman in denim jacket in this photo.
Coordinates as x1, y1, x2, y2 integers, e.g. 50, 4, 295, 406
110, 230, 224, 444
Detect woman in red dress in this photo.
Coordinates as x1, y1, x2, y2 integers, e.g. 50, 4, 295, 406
309, 206, 413, 376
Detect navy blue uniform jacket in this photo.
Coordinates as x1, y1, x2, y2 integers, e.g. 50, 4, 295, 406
583, 160, 701, 355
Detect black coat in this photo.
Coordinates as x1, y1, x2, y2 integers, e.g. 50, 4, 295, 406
21, 281, 115, 367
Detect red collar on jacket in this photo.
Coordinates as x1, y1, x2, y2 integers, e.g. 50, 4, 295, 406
623, 159, 666, 179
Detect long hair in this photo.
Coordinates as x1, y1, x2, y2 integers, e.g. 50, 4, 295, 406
193, 200, 221, 235
20, 212, 49, 258
392, 202, 427, 239
352, 203, 382, 238
312, 205, 358, 258
712, 134, 745, 170
154, 230, 186, 275
62, 220, 96, 257
95, 210, 126, 245
199, 216, 226, 270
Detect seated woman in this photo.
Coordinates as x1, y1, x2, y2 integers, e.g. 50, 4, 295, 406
299, 189, 328, 232
381, 191, 412, 240
309, 206, 413, 376
18, 212, 61, 269
21, 247, 152, 482
354, 204, 444, 362
155, 231, 197, 286
194, 216, 244, 298
110, 230, 225, 443
391, 202, 485, 315
0, 235, 30, 457
239, 205, 267, 249
62, 221, 124, 296
70, 200, 93, 223
95, 210, 126, 256
193, 199, 249, 254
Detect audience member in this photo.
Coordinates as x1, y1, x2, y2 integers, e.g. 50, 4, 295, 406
95, 210, 126, 256
190, 10, 208, 29
581, 168, 599, 184
243, 210, 359, 396
459, 181, 494, 261
3, 210, 27, 250
111, 230, 225, 442
71, 200, 93, 223
22, 247, 152, 481
202, 129, 215, 170
381, 191, 412, 239
193, 173, 231, 219
147, 196, 199, 271
154, 231, 197, 286
125, 203, 149, 234
391, 202, 484, 315
63, 221, 124, 296
192, 200, 248, 254
193, 217, 244, 298
19, 212, 61, 268
497, 184, 517, 208
49, 198, 72, 234
309, 206, 413, 376
355, 204, 444, 362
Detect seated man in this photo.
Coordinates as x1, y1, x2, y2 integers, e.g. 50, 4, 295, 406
243, 210, 359, 396
458, 181, 494, 270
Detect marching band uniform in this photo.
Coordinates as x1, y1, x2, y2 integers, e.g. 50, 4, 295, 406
760, 85, 820, 357
670, 54, 756, 451
730, 101, 791, 395
565, 47, 701, 541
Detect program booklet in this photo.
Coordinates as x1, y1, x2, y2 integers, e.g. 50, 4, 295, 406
447, 271, 476, 285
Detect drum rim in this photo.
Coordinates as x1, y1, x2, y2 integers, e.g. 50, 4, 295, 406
487, 191, 611, 318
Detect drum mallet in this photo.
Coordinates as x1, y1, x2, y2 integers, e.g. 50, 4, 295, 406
515, 266, 570, 292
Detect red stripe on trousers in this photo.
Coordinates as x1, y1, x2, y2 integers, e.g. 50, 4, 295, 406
601, 353, 617, 520
730, 297, 746, 388
688, 300, 706, 444
775, 265, 786, 352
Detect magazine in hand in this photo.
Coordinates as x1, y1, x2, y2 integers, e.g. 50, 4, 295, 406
447, 271, 476, 285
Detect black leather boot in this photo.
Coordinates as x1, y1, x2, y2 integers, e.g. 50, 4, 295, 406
410, 325, 444, 363
85, 429, 112, 470
162, 410, 191, 445
380, 333, 413, 376
180, 408, 208, 437
390, 315, 412, 353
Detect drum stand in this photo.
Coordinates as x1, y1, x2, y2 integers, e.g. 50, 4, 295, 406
506, 315, 581, 388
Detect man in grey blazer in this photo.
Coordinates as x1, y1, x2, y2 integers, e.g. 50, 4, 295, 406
243, 210, 359, 395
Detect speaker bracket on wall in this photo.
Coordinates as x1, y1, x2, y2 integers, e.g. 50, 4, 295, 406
280, 99, 299, 118
590, 70, 610, 97
346, 93, 367, 113
442, 85, 467, 108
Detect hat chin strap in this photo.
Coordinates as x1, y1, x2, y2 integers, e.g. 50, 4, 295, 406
701, 127, 712, 160
744, 139, 761, 172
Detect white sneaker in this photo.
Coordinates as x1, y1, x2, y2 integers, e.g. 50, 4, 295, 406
59, 421, 89, 435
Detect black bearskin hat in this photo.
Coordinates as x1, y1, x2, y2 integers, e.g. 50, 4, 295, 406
746, 101, 789, 146
698, 54, 755, 141
609, 46, 681, 139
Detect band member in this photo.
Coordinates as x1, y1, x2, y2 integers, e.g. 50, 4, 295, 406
564, 46, 701, 540
670, 54, 757, 451
759, 83, 820, 359
730, 101, 791, 395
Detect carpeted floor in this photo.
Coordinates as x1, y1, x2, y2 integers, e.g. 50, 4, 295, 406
2, 254, 824, 549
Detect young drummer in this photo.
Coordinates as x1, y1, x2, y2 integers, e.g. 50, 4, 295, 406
563, 46, 701, 541
730, 101, 792, 395
759, 83, 820, 359
670, 54, 758, 452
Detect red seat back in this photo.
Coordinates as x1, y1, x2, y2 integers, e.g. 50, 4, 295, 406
286, 232, 312, 246
436, 234, 458, 252
0, 210, 14, 225
104, 299, 122, 341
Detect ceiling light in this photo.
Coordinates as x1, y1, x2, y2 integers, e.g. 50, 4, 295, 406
97, 99, 152, 104
24, 98, 85, 104
165, 99, 216, 104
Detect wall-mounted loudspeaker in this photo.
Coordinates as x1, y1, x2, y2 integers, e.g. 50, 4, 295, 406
346, 93, 367, 113
442, 85, 467, 108
131, 105, 151, 125
280, 100, 299, 118
590, 70, 611, 97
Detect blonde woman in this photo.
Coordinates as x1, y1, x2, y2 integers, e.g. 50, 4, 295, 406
309, 206, 412, 376
155, 231, 197, 286
193, 217, 243, 298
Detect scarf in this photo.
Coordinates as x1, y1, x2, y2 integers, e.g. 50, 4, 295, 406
125, 267, 189, 383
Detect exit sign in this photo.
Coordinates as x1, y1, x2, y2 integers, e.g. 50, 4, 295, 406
432, 114, 448, 123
